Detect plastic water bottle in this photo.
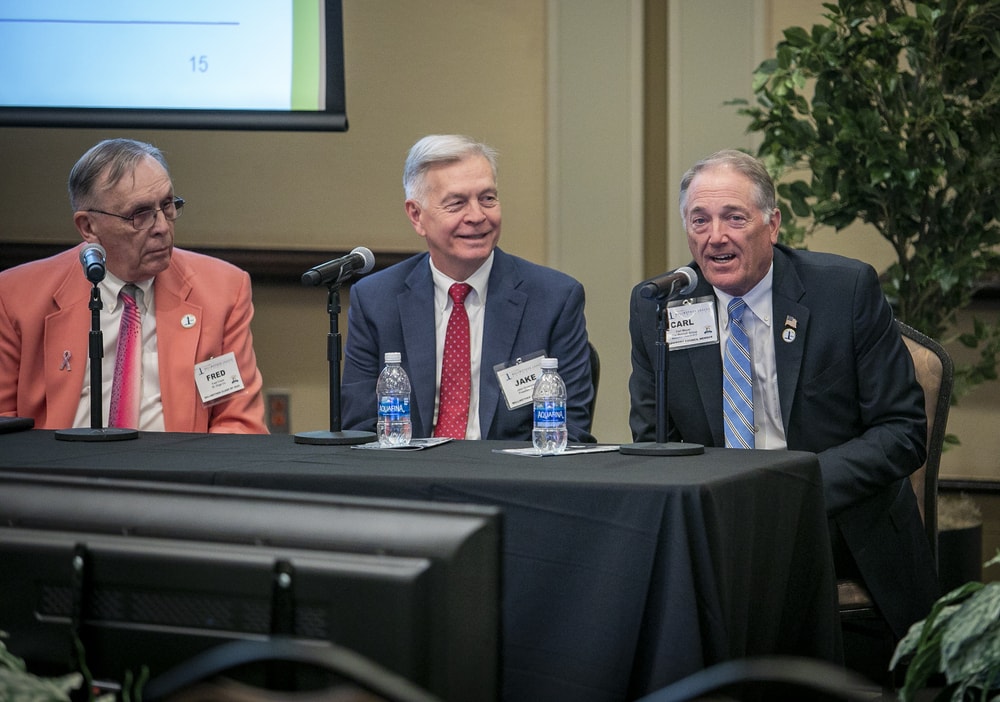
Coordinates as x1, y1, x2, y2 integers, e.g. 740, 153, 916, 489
377, 352, 412, 447
532, 357, 568, 454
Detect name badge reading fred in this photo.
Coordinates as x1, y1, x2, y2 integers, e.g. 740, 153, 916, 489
194, 352, 245, 406
493, 351, 546, 410
666, 296, 719, 350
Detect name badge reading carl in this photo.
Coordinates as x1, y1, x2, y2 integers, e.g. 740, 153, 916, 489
666, 296, 719, 350
194, 352, 245, 406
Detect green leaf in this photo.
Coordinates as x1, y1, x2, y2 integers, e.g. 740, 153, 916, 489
783, 25, 812, 48
939, 584, 1000, 682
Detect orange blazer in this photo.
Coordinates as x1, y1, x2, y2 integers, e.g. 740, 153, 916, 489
0, 244, 267, 433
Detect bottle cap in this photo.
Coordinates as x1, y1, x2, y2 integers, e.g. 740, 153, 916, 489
540, 357, 558, 369
385, 352, 402, 364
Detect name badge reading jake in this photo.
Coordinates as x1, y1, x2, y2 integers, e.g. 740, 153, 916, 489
666, 296, 719, 350
494, 352, 546, 410
194, 352, 245, 406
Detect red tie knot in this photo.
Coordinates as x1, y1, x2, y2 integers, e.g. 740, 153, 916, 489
449, 282, 472, 306
121, 284, 139, 306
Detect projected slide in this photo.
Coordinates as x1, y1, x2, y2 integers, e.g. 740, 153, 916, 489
0, 1, 304, 110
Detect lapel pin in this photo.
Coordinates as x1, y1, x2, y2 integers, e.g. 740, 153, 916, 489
782, 316, 798, 343
60, 350, 72, 371
181, 314, 197, 329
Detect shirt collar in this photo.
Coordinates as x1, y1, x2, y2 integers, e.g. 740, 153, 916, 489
100, 271, 155, 313
714, 262, 774, 329
429, 251, 494, 308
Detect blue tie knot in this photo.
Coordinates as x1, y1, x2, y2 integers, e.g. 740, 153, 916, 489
728, 297, 746, 321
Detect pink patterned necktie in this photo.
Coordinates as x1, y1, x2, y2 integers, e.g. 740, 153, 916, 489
109, 284, 142, 429
434, 283, 472, 439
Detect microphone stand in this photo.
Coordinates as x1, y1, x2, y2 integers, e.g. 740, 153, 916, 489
619, 296, 703, 456
295, 282, 376, 445
56, 281, 138, 442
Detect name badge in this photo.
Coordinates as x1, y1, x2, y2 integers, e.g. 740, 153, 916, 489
194, 352, 245, 405
666, 296, 719, 349
493, 351, 546, 410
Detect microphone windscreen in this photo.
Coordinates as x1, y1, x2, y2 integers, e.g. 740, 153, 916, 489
79, 242, 106, 263
351, 246, 375, 274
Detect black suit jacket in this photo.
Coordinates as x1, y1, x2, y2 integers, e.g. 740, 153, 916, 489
629, 244, 938, 637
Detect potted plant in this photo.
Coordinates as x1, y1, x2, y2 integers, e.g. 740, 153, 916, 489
0, 637, 85, 702
890, 551, 1000, 701
731, 0, 1000, 402
0, 635, 126, 702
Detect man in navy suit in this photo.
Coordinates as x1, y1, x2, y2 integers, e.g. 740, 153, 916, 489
629, 150, 938, 657
342, 135, 594, 442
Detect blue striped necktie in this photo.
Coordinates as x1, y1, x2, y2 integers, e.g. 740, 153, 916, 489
723, 298, 755, 449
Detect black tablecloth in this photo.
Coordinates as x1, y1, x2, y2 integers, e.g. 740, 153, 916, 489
0, 431, 840, 702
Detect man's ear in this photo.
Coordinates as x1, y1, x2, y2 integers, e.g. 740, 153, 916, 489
404, 199, 426, 237
74, 211, 100, 244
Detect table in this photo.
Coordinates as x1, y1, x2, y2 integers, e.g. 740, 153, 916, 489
0, 431, 841, 702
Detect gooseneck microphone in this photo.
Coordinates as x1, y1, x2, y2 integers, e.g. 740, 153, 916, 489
640, 266, 698, 300
79, 243, 107, 283
301, 246, 375, 287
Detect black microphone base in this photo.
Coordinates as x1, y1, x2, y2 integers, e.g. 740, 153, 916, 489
619, 441, 704, 456
55, 427, 139, 442
294, 429, 377, 446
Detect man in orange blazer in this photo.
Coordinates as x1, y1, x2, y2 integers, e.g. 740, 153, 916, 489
0, 138, 267, 433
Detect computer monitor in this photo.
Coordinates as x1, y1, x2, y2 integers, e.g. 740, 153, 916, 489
0, 472, 501, 701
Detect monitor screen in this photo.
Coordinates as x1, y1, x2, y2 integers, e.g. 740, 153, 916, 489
0, 0, 347, 131
0, 472, 500, 701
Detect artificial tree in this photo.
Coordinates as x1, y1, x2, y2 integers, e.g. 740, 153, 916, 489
733, 0, 1000, 400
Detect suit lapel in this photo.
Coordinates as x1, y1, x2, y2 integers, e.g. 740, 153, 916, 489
400, 260, 437, 436
480, 251, 527, 438
45, 259, 93, 427
690, 343, 725, 446
770, 249, 809, 433
152, 257, 202, 432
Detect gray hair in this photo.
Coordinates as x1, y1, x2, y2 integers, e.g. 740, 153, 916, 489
403, 135, 498, 203
68, 138, 170, 210
679, 149, 777, 224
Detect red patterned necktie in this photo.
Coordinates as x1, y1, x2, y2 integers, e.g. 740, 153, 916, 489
434, 282, 472, 439
109, 284, 142, 429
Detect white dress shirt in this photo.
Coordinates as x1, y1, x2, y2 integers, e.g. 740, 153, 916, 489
429, 252, 494, 440
714, 264, 786, 449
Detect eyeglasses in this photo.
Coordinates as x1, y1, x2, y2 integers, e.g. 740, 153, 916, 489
87, 197, 185, 231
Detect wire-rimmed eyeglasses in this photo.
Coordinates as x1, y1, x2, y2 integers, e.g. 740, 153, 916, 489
87, 197, 185, 231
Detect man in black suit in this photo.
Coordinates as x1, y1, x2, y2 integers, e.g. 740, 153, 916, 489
628, 150, 938, 654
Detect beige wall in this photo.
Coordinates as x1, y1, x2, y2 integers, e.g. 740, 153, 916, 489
1, 1, 997, 479
0, 2, 548, 255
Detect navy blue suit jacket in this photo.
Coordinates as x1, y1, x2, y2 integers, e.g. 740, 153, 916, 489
342, 248, 595, 442
629, 244, 938, 637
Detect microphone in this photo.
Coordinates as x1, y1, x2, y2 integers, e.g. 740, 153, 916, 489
301, 246, 375, 287
640, 266, 698, 300
79, 243, 107, 283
